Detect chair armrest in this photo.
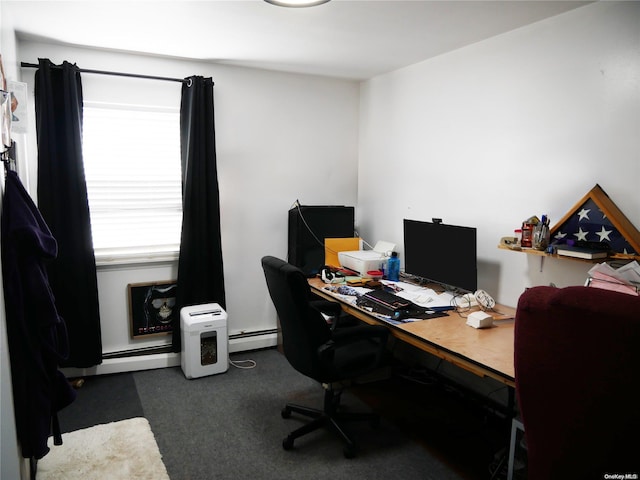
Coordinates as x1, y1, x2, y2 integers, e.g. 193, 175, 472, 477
317, 340, 336, 363
310, 300, 346, 330
310, 299, 342, 317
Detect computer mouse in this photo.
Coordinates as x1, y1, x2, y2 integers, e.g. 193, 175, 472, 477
392, 310, 411, 321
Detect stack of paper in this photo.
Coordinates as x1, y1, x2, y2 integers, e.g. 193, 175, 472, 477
587, 261, 640, 296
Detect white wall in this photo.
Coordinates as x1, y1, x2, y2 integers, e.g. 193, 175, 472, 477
358, 1, 640, 307
17, 41, 360, 358
2, 0, 637, 468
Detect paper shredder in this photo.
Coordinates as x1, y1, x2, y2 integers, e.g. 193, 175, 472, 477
180, 303, 229, 379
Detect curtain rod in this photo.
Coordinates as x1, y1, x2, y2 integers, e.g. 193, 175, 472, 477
20, 62, 189, 84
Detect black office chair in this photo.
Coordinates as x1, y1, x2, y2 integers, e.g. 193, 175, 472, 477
261, 256, 389, 458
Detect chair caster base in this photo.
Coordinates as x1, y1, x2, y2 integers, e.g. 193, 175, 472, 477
283, 436, 294, 451
343, 445, 356, 459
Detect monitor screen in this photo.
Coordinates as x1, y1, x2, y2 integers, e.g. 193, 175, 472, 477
403, 219, 477, 293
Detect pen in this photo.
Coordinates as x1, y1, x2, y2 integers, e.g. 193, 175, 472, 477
428, 306, 455, 312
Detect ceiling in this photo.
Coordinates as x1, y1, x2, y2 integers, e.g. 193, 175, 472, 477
7, 0, 591, 81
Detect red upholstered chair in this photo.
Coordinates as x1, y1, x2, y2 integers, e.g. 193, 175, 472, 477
514, 285, 640, 480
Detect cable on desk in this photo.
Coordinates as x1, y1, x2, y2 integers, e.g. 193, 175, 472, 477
451, 293, 473, 317
230, 358, 257, 369
450, 293, 509, 318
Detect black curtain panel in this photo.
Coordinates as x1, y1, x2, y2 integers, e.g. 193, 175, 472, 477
173, 76, 226, 352
34, 58, 102, 367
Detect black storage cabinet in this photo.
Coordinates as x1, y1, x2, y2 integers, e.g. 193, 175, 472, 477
287, 205, 355, 277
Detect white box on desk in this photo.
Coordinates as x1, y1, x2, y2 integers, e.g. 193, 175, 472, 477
180, 303, 228, 379
337, 241, 396, 277
338, 250, 386, 277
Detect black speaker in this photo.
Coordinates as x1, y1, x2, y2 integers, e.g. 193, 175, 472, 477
288, 205, 355, 277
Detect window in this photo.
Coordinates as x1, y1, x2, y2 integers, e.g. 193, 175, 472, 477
82, 103, 182, 262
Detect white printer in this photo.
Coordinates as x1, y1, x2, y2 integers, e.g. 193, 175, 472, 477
338, 241, 396, 277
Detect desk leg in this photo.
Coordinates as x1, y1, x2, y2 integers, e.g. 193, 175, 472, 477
507, 418, 524, 480
507, 387, 515, 418
489, 387, 518, 479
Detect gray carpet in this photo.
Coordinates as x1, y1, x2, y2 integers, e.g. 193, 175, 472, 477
59, 371, 144, 433
60, 348, 465, 479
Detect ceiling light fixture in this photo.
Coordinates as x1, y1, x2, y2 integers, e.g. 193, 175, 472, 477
264, 0, 331, 7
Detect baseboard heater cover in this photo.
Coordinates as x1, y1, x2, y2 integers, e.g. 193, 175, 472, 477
61, 329, 279, 377
228, 328, 278, 353
62, 352, 181, 377
102, 344, 173, 359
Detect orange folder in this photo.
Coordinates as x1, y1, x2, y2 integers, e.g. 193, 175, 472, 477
324, 237, 361, 268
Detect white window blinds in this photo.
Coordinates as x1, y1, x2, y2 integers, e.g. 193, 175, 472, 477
82, 103, 182, 261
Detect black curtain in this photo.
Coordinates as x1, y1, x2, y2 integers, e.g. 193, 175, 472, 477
34, 58, 102, 367
173, 76, 226, 352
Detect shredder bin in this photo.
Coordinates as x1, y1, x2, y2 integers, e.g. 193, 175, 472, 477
180, 303, 228, 379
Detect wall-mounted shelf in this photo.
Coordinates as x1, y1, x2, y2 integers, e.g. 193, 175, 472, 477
497, 243, 638, 273
497, 243, 637, 262
499, 185, 640, 272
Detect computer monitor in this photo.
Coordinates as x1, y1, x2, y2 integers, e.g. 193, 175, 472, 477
403, 219, 477, 293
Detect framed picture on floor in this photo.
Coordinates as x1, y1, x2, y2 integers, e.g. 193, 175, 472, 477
128, 281, 177, 338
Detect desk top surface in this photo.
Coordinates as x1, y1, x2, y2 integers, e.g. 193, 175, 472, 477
308, 277, 516, 385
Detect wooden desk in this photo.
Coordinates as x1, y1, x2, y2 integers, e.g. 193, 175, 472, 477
309, 278, 517, 388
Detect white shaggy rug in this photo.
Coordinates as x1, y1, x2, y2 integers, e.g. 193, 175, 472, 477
37, 417, 170, 480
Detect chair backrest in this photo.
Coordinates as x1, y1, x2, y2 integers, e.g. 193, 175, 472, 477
515, 285, 640, 479
261, 256, 332, 380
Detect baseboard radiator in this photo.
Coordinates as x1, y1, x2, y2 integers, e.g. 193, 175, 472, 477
229, 328, 278, 353
61, 328, 278, 377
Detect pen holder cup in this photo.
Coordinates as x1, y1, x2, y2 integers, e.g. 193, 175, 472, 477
532, 224, 550, 251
